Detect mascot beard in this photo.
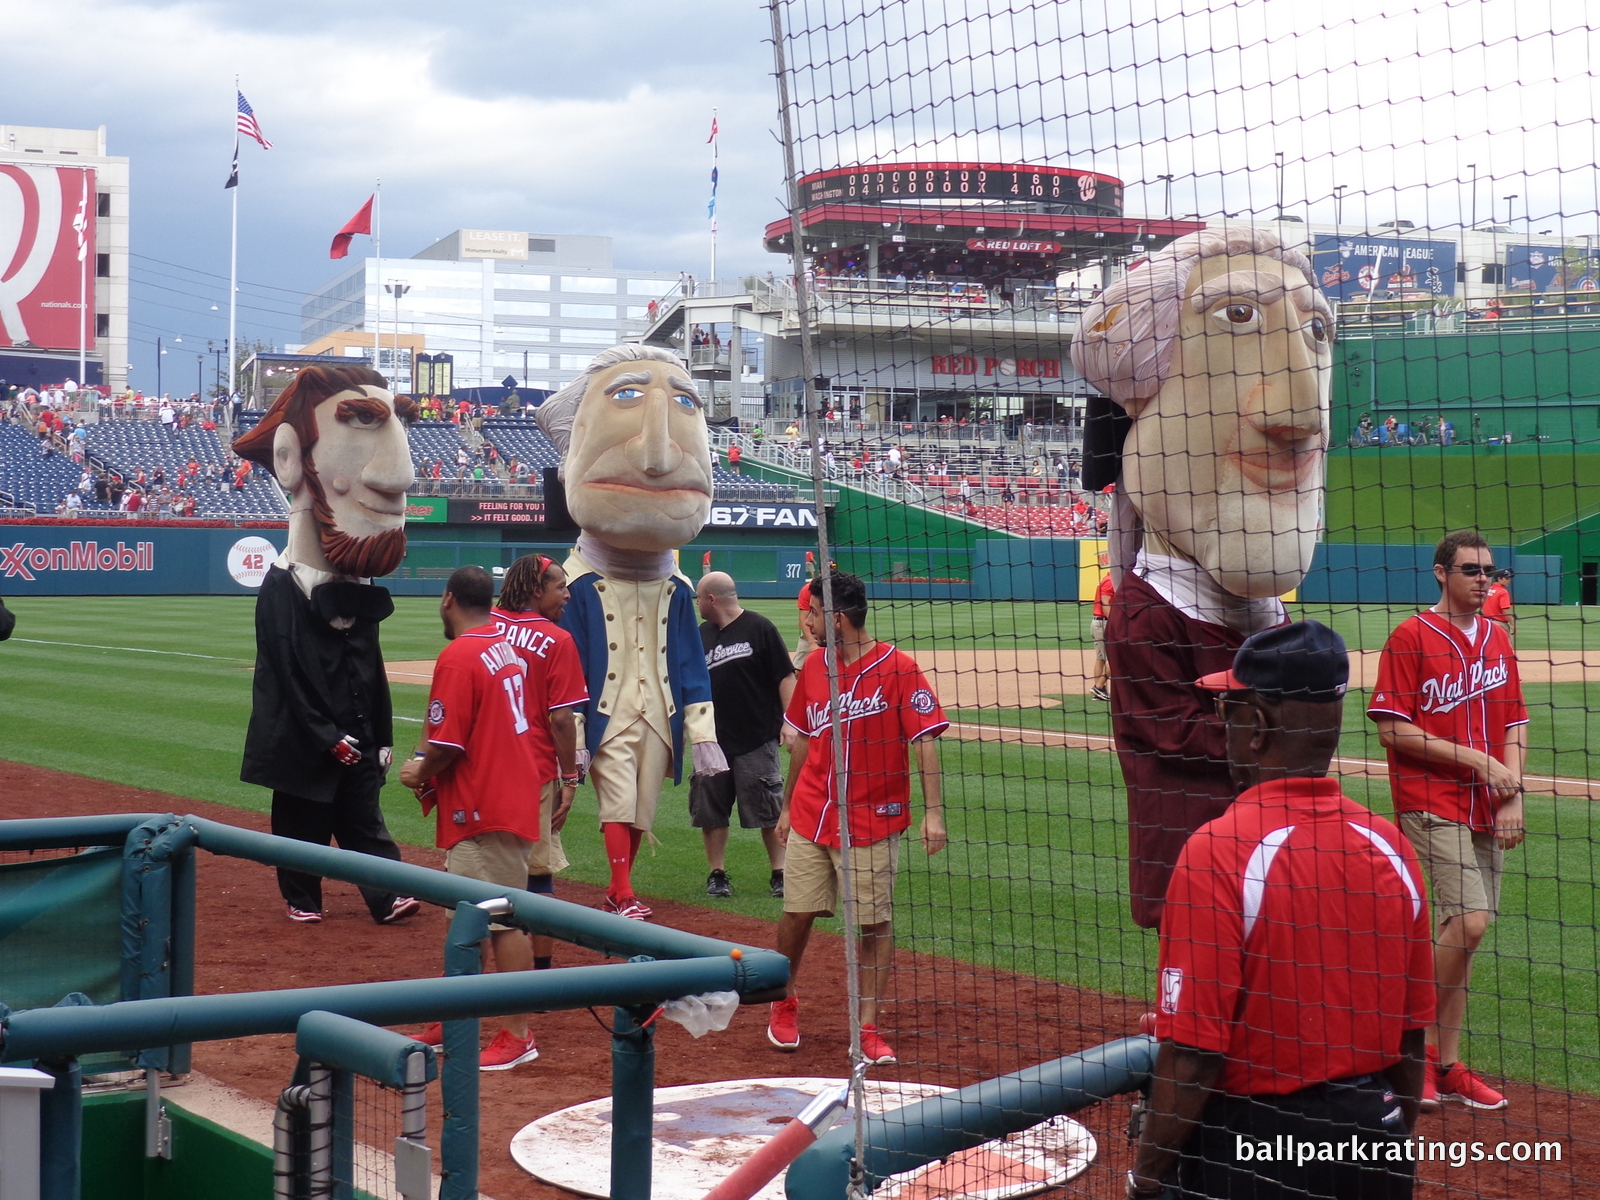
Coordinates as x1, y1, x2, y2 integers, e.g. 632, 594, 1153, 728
301, 462, 409, 579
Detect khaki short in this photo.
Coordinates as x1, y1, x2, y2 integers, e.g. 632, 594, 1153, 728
784, 832, 900, 926
526, 779, 569, 876
445, 830, 534, 931
1399, 810, 1503, 924
1091, 615, 1109, 664
591, 719, 673, 830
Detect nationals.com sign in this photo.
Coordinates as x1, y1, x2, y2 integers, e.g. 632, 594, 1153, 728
0, 165, 97, 352
1, 540, 153, 580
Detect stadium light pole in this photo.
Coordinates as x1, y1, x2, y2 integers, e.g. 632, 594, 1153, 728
156, 336, 164, 398
1333, 184, 1345, 230
1157, 174, 1174, 218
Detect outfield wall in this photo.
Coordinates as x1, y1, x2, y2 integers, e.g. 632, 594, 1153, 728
0, 524, 1570, 603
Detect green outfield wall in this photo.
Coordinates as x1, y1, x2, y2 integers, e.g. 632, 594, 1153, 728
1334, 327, 1600, 444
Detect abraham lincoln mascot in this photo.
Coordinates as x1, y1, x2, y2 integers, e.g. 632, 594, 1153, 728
233, 365, 422, 926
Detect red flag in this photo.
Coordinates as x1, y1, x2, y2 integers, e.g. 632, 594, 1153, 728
330, 195, 374, 259
707, 115, 719, 143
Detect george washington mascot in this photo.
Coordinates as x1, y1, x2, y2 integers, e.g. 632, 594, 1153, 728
1070, 227, 1333, 927
233, 365, 423, 925
535, 344, 727, 920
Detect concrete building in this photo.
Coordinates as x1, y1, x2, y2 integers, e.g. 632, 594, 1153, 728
297, 231, 682, 391
0, 124, 130, 393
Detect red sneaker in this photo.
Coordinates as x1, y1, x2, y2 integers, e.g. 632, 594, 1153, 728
416, 1023, 444, 1048
859, 1024, 897, 1065
604, 894, 652, 920
1419, 1045, 1440, 1114
1438, 1062, 1507, 1110
480, 1028, 539, 1071
286, 906, 322, 923
767, 997, 800, 1050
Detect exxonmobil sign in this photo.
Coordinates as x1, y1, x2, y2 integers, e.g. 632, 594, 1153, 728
0, 540, 153, 580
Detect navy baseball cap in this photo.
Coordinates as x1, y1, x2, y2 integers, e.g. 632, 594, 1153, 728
1195, 620, 1350, 703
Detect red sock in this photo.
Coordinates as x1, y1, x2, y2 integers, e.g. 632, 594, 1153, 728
628, 827, 643, 866
603, 823, 634, 898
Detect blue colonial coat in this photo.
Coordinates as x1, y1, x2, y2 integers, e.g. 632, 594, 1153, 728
559, 553, 716, 784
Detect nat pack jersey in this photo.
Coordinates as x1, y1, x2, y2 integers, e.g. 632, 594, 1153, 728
1367, 612, 1528, 830
423, 623, 541, 850
1156, 777, 1436, 1095
784, 642, 947, 847
490, 607, 589, 785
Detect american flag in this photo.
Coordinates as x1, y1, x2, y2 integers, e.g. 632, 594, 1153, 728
236, 91, 272, 150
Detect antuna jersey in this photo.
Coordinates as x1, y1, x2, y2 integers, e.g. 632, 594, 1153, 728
423, 623, 541, 849
1368, 612, 1528, 830
491, 607, 589, 785
784, 642, 947, 847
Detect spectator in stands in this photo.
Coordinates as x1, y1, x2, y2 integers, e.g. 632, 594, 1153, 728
728, 443, 743, 474
124, 487, 143, 513
159, 400, 176, 436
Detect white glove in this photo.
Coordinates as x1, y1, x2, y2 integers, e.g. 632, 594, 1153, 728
691, 741, 730, 777
378, 746, 393, 776
330, 734, 363, 766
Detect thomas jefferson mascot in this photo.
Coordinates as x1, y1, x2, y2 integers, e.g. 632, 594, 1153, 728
535, 344, 727, 920
233, 364, 422, 925
1070, 227, 1332, 927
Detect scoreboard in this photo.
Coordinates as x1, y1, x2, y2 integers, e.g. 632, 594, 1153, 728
798, 163, 1123, 218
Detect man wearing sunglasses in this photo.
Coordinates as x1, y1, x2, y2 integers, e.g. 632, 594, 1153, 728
1368, 530, 1528, 1113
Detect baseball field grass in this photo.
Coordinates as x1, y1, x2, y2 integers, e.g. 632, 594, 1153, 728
1, 593, 1596, 1095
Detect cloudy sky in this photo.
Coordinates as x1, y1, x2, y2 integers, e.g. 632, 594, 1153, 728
4, 0, 1592, 389
2, 0, 783, 386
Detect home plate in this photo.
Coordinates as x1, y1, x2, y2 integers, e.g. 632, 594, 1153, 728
510, 1077, 1096, 1200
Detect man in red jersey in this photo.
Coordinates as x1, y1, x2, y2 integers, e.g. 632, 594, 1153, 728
1480, 568, 1516, 640
767, 570, 948, 1065
1090, 561, 1114, 702
492, 553, 588, 969
1129, 621, 1432, 1200
1369, 531, 1527, 1112
399, 565, 543, 1071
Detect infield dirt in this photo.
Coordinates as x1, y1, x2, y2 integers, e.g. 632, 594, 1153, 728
3, 760, 1594, 1199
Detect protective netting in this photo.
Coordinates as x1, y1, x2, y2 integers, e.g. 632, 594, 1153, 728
756, 0, 1599, 1195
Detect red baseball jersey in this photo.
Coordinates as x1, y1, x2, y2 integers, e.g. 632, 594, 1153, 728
1481, 583, 1513, 624
1092, 573, 1115, 619
1367, 612, 1528, 830
490, 607, 589, 784
784, 643, 948, 847
1156, 777, 1436, 1095
422, 623, 541, 850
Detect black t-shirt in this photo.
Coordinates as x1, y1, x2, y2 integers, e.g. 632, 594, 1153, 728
700, 609, 795, 757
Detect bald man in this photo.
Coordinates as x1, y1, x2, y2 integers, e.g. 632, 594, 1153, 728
695, 572, 795, 898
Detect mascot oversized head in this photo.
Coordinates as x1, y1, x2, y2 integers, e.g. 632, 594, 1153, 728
233, 365, 417, 579
535, 344, 713, 557
1071, 226, 1332, 600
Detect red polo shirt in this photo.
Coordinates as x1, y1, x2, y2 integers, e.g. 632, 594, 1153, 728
1155, 776, 1435, 1096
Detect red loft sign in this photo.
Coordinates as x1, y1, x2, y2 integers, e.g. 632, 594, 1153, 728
931, 356, 1061, 378
965, 238, 1061, 254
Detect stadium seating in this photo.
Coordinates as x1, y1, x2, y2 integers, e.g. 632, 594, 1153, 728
485, 417, 798, 500
0, 423, 117, 513
83, 421, 286, 518
937, 502, 1104, 537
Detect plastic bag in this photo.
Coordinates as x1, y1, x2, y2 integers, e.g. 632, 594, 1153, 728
658, 990, 740, 1038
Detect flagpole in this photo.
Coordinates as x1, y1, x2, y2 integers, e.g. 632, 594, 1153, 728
373, 179, 382, 378
227, 76, 240, 405
709, 108, 718, 288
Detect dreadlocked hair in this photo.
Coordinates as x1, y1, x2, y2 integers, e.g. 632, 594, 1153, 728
498, 553, 552, 613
